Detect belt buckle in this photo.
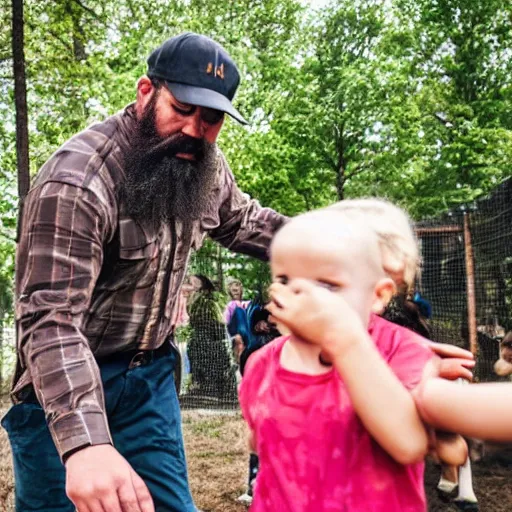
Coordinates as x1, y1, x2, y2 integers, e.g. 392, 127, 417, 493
129, 351, 148, 369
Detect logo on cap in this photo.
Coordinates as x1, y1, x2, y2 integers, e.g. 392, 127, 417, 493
206, 62, 225, 80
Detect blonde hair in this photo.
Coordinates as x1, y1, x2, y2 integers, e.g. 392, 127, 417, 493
325, 199, 419, 291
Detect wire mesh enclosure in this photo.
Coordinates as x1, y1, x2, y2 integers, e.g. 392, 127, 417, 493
3, 183, 509, 405
176, 179, 512, 410
177, 241, 272, 410
416, 178, 512, 382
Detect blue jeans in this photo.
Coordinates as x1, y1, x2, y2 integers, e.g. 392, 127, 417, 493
2, 352, 196, 512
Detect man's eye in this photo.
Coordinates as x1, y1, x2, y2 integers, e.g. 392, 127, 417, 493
201, 108, 224, 125
172, 104, 195, 116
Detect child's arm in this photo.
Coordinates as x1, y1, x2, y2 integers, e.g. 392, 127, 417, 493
268, 280, 429, 465
415, 379, 512, 442
329, 334, 429, 464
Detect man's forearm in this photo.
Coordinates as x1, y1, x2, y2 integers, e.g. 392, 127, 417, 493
208, 159, 287, 260
20, 311, 112, 461
213, 202, 287, 261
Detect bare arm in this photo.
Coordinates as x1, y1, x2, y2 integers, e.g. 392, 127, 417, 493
330, 334, 429, 464
416, 379, 512, 442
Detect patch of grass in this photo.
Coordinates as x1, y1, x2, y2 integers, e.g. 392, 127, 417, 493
190, 418, 225, 438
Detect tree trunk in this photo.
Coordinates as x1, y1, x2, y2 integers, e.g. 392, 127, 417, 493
12, 0, 30, 239
336, 168, 345, 200
335, 122, 346, 200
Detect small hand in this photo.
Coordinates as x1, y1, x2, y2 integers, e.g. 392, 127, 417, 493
428, 342, 475, 381
266, 280, 367, 357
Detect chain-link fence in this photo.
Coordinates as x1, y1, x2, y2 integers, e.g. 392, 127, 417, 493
416, 178, 512, 382
178, 178, 512, 409
177, 241, 272, 410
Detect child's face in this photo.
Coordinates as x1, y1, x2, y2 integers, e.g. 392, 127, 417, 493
270, 217, 386, 329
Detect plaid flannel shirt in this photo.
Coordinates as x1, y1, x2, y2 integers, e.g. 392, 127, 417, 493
13, 104, 285, 460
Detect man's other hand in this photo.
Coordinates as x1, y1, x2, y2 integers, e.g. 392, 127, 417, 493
66, 444, 154, 512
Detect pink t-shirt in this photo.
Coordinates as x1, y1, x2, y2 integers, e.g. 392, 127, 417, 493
224, 299, 251, 324
239, 314, 433, 512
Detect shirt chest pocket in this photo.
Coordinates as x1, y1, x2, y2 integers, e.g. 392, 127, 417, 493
115, 218, 159, 288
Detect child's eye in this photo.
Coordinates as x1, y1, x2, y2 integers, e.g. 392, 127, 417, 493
316, 281, 340, 292
275, 275, 288, 285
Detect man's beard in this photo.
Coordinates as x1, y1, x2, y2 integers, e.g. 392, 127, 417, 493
121, 94, 219, 227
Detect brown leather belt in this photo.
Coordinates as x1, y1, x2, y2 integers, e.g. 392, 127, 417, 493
96, 339, 173, 369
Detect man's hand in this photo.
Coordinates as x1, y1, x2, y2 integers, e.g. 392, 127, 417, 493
66, 444, 154, 512
267, 280, 368, 358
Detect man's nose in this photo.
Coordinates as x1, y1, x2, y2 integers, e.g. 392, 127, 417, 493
181, 109, 205, 139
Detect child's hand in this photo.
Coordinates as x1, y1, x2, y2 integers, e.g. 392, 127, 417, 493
267, 279, 368, 358
427, 342, 475, 381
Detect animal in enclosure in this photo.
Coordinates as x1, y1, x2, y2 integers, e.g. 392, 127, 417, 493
493, 331, 512, 378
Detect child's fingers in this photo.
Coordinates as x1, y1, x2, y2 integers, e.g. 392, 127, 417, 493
266, 300, 291, 324
268, 284, 295, 310
436, 358, 474, 381
428, 342, 474, 361
268, 282, 287, 298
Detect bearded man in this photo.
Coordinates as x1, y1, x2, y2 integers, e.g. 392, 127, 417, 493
3, 33, 285, 512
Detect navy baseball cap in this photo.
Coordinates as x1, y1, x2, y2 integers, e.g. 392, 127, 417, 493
147, 32, 248, 125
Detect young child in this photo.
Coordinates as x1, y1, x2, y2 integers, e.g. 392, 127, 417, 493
239, 198, 442, 511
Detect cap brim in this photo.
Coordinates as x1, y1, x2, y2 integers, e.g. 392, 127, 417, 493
166, 82, 248, 125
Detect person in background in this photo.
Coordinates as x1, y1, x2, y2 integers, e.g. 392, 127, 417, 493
237, 294, 280, 505
224, 278, 251, 325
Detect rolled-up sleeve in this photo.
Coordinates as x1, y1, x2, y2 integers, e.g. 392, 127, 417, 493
208, 157, 287, 261
16, 181, 112, 461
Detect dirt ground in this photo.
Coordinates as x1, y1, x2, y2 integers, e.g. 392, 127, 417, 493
0, 408, 510, 511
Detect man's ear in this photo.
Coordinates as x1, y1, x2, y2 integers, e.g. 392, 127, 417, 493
371, 277, 397, 314
135, 76, 155, 116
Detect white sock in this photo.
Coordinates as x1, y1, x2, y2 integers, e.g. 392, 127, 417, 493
437, 477, 458, 493
456, 457, 478, 502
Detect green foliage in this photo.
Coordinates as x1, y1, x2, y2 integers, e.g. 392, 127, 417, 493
2, 0, 512, 305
